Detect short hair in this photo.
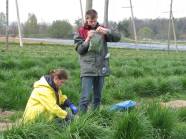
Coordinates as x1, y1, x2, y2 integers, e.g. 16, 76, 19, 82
85, 9, 98, 19
49, 68, 68, 80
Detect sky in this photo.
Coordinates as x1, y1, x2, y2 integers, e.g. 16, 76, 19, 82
0, 0, 185, 25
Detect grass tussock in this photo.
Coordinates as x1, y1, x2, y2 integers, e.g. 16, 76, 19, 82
145, 102, 176, 139
113, 110, 153, 139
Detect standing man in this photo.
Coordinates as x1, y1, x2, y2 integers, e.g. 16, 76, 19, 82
74, 9, 121, 113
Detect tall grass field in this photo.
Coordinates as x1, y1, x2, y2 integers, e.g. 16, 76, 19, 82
0, 42, 186, 139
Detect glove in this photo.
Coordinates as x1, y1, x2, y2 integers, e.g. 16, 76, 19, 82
65, 112, 74, 122
69, 104, 78, 115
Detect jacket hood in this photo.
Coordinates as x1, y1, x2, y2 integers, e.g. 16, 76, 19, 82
33, 76, 52, 89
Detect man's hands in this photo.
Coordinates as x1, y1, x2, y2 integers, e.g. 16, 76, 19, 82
85, 30, 96, 44
85, 26, 110, 44
96, 26, 110, 35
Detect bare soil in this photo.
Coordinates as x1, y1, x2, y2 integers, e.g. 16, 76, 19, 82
161, 100, 186, 108
0, 110, 15, 131
0, 122, 13, 131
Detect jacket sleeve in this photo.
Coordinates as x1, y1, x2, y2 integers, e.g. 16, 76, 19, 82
105, 30, 121, 42
59, 90, 68, 105
74, 32, 89, 55
37, 89, 67, 119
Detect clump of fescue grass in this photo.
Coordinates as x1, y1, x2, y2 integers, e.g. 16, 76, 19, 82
22, 66, 45, 79
113, 110, 153, 139
3, 121, 63, 139
181, 76, 186, 89
177, 108, 186, 122
0, 59, 19, 70
159, 76, 183, 94
126, 77, 159, 97
105, 76, 136, 100
61, 80, 80, 105
145, 102, 176, 139
102, 90, 113, 105
93, 108, 114, 127
158, 93, 172, 102
0, 70, 15, 81
60, 112, 113, 139
19, 59, 38, 69
125, 76, 184, 97
0, 70, 6, 80
171, 123, 186, 139
0, 78, 30, 110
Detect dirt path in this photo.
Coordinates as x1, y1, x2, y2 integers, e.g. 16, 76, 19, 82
0, 110, 15, 132
0, 122, 13, 131
161, 100, 186, 108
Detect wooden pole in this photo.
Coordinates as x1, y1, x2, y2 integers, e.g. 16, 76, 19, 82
171, 12, 178, 52
129, 0, 137, 47
104, 0, 109, 27
79, 0, 84, 25
6, 0, 9, 49
86, 0, 93, 12
167, 0, 173, 52
15, 0, 23, 47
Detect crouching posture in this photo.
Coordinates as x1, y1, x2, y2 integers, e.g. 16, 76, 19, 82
23, 69, 78, 123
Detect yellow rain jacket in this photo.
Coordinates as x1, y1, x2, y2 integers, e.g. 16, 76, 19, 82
23, 76, 68, 123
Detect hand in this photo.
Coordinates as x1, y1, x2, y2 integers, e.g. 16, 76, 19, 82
96, 26, 110, 35
86, 30, 96, 40
69, 104, 78, 115
65, 112, 74, 122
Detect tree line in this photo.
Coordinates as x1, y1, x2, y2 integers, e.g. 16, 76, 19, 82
0, 13, 73, 39
117, 18, 186, 40
0, 12, 186, 40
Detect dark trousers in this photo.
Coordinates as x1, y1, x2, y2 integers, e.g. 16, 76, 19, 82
79, 76, 104, 113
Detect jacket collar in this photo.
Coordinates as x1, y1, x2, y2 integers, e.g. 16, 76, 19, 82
44, 75, 60, 105
83, 22, 100, 30
44, 75, 58, 93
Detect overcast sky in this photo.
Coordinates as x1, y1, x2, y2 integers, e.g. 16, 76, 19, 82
0, 0, 185, 24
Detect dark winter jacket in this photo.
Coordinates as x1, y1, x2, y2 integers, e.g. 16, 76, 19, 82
74, 23, 121, 77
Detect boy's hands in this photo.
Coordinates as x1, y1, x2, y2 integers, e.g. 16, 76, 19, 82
85, 27, 110, 44
96, 26, 110, 35
85, 30, 95, 44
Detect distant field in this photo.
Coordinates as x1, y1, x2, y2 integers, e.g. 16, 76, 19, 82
1, 42, 186, 138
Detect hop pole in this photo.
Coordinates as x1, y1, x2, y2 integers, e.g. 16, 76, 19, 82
15, 0, 23, 47
5, 0, 9, 49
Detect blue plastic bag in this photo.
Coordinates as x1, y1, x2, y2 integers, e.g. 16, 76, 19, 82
110, 100, 136, 111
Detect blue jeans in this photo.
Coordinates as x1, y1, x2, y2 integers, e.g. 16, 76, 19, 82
79, 76, 104, 113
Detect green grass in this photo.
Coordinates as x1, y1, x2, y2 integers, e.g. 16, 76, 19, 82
171, 123, 186, 139
1, 42, 186, 138
145, 102, 177, 139
3, 121, 63, 139
177, 108, 186, 122
3, 111, 113, 139
113, 110, 153, 139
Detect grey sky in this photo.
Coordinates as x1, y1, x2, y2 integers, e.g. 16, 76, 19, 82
0, 0, 185, 24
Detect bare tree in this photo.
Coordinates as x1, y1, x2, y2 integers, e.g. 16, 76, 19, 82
86, 0, 93, 12
104, 0, 109, 27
